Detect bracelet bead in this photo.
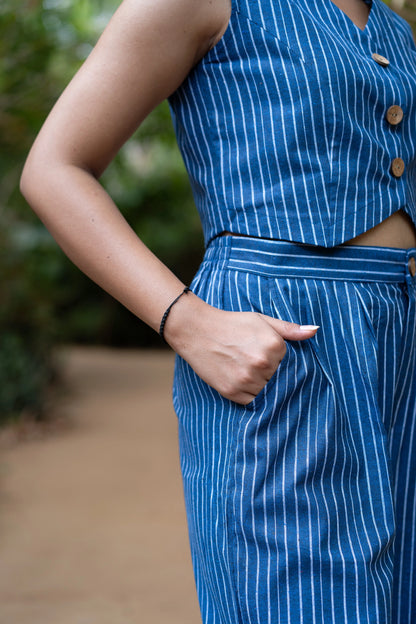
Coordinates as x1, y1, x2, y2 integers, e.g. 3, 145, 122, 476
159, 287, 191, 342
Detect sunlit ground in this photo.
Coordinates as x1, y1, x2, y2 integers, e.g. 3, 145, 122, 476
0, 347, 200, 624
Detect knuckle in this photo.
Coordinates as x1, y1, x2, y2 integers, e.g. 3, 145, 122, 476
266, 335, 287, 360
252, 353, 269, 370
269, 333, 283, 349
282, 320, 299, 332
241, 397, 254, 406
247, 348, 269, 370
220, 380, 239, 400
279, 340, 287, 358
239, 371, 253, 386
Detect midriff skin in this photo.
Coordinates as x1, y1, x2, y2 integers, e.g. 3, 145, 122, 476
342, 208, 416, 249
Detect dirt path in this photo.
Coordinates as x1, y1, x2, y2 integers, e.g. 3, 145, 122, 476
0, 347, 201, 624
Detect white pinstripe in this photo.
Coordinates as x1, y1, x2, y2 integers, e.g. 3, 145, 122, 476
173, 237, 416, 623
168, 0, 416, 621
168, 0, 416, 247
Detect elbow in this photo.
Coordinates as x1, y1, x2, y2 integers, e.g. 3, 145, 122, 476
19, 152, 45, 209
20, 149, 64, 214
19, 160, 34, 204
20, 131, 62, 207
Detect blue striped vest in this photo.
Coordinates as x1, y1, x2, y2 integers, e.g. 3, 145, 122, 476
168, 0, 416, 247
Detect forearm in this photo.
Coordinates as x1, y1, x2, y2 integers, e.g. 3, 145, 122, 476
20, 162, 190, 333
18, 0, 231, 338
18, 0, 318, 405
20, 161, 319, 404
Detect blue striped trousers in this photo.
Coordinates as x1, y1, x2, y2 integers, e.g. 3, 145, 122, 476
173, 235, 416, 624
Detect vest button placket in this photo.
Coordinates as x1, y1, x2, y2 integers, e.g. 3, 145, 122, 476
372, 52, 390, 67
390, 157, 405, 178
386, 105, 404, 126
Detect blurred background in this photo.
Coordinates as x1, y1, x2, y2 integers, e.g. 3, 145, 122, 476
0, 0, 205, 424
0, 3, 210, 621
1, 2, 416, 623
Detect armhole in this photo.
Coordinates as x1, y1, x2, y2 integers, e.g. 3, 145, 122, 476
208, 0, 236, 53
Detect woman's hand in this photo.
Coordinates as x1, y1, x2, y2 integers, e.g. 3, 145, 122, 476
19, 0, 317, 405
164, 293, 319, 405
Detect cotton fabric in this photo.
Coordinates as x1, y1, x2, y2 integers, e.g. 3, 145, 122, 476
168, 0, 416, 620
173, 236, 416, 624
168, 0, 416, 247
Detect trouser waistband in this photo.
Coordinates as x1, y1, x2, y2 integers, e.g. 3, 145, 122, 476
205, 235, 416, 284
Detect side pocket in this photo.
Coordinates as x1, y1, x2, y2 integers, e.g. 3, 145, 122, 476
269, 277, 336, 397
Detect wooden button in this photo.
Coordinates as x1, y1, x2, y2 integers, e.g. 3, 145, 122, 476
386, 105, 404, 125
390, 157, 405, 177
372, 52, 390, 67
408, 257, 416, 277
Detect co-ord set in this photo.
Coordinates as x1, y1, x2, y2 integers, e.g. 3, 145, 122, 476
167, 0, 416, 622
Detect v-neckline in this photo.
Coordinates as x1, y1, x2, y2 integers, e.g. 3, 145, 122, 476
327, 0, 374, 36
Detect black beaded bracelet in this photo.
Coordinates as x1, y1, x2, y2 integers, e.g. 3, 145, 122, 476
159, 286, 191, 342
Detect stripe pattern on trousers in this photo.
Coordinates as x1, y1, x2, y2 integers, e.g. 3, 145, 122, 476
173, 236, 416, 624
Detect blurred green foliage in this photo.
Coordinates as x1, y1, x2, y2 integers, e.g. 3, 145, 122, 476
1, 0, 416, 422
0, 0, 202, 422
387, 0, 416, 25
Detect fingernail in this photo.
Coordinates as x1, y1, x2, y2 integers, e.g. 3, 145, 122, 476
299, 325, 320, 331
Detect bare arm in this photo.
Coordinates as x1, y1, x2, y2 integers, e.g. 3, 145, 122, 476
20, 0, 227, 329
20, 0, 317, 405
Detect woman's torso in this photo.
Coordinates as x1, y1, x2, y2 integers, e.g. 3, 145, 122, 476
168, 0, 416, 248
330, 0, 416, 248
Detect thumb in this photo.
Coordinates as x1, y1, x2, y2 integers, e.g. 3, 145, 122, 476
260, 314, 320, 341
